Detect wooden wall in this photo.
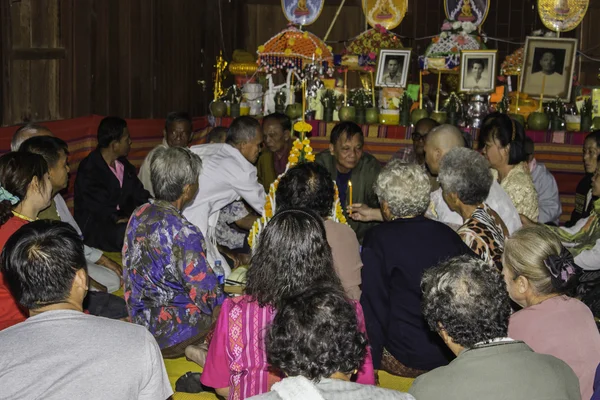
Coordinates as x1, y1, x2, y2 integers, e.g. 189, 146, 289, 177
0, 0, 597, 126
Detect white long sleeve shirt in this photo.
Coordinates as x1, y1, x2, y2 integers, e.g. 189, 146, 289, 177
184, 143, 265, 276
427, 181, 522, 235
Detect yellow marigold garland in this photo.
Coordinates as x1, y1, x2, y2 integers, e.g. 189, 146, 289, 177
248, 137, 347, 249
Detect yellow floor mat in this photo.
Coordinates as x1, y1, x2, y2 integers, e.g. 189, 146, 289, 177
378, 371, 414, 393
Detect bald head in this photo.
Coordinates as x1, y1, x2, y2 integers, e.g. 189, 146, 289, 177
424, 124, 466, 175
12, 124, 54, 151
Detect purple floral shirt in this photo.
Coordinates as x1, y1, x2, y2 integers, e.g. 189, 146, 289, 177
123, 200, 224, 349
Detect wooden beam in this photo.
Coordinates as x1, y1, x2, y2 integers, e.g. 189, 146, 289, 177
11, 48, 67, 60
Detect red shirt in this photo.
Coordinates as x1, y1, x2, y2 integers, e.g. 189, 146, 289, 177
0, 216, 29, 330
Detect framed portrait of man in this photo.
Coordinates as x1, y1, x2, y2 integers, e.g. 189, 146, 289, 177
459, 50, 497, 93
375, 49, 412, 88
520, 37, 577, 102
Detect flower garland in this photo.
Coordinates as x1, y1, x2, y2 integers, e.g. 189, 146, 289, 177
248, 137, 347, 249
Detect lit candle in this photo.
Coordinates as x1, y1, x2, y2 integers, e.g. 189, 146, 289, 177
302, 80, 306, 121
290, 73, 294, 105
516, 71, 521, 113
344, 70, 348, 105
435, 71, 441, 112
539, 74, 546, 110
370, 71, 376, 107
419, 70, 423, 109
348, 180, 353, 206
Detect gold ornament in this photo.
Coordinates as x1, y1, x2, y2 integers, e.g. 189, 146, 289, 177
213, 51, 228, 101
538, 0, 588, 32
363, 0, 408, 30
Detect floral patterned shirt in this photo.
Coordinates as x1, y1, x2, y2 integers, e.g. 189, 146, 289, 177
123, 200, 225, 349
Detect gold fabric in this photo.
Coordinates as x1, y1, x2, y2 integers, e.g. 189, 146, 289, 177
493, 162, 539, 222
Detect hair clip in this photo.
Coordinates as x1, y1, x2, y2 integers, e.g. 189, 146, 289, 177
0, 186, 19, 205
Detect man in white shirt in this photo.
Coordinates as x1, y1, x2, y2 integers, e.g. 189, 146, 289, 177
524, 138, 562, 225
184, 116, 265, 277
0, 220, 172, 400
423, 125, 522, 234
348, 125, 522, 235
138, 111, 194, 196
463, 60, 491, 91
12, 125, 122, 293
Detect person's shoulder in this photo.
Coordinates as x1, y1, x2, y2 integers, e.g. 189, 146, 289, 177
409, 365, 454, 398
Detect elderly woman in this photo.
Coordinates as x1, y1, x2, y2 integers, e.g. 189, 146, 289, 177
479, 113, 539, 221
201, 208, 374, 400
409, 255, 581, 400
248, 285, 414, 400
123, 146, 224, 362
438, 147, 508, 270
360, 160, 472, 378
276, 163, 362, 300
504, 225, 600, 400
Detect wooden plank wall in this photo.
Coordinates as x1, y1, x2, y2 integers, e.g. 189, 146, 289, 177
0, 0, 596, 127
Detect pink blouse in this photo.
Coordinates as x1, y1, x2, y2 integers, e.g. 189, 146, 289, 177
201, 295, 375, 400
508, 295, 600, 400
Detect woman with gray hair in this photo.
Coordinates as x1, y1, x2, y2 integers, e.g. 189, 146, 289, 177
361, 160, 472, 378
438, 147, 508, 271
123, 146, 224, 367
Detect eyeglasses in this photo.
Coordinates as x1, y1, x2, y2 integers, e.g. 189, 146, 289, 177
412, 132, 427, 142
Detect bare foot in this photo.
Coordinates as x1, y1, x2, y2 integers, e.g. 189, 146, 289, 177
185, 344, 208, 367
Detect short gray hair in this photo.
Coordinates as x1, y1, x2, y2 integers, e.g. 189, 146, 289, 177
226, 116, 261, 145
11, 124, 52, 151
150, 146, 202, 201
438, 147, 492, 205
374, 160, 430, 217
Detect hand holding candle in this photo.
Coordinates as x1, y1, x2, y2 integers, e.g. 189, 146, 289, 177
348, 180, 353, 206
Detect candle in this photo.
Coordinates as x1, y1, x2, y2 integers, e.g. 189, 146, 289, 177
290, 73, 294, 105
435, 71, 442, 112
539, 74, 546, 110
370, 71, 376, 107
419, 70, 423, 109
344, 70, 348, 105
302, 80, 306, 122
515, 72, 521, 113
348, 180, 353, 206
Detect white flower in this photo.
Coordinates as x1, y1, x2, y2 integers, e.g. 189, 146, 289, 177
452, 21, 462, 30
392, 97, 400, 108
440, 32, 448, 39
462, 22, 476, 33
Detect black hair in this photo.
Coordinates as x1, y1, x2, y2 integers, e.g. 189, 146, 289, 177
207, 127, 228, 144
266, 284, 367, 381
18, 136, 69, 169
523, 136, 535, 157
97, 116, 128, 149
421, 255, 511, 348
245, 208, 341, 310
468, 59, 486, 70
329, 122, 364, 146
585, 131, 600, 148
1, 220, 87, 309
226, 116, 261, 145
478, 112, 527, 164
263, 112, 292, 133
165, 111, 192, 132
276, 163, 334, 218
0, 152, 48, 226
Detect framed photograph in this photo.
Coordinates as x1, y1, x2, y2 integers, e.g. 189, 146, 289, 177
459, 50, 497, 93
520, 36, 577, 102
375, 49, 412, 88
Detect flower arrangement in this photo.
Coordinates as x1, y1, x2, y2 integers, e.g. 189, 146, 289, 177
223, 85, 243, 104
345, 24, 404, 72
501, 47, 524, 76
248, 137, 347, 249
350, 88, 373, 109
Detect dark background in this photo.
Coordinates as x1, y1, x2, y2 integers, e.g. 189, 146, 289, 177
0, 0, 597, 126
531, 47, 567, 75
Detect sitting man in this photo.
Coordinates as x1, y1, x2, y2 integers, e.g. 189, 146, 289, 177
184, 116, 265, 277
256, 113, 293, 190
75, 116, 150, 252
316, 122, 381, 242
18, 135, 122, 293
392, 118, 438, 167
0, 220, 172, 400
11, 123, 53, 151
409, 255, 581, 400
138, 111, 194, 196
524, 137, 562, 225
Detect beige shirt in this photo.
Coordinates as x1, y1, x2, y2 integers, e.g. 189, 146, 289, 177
324, 219, 363, 300
493, 162, 539, 222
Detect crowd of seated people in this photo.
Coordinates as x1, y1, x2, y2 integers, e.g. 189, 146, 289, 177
1, 111, 600, 400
